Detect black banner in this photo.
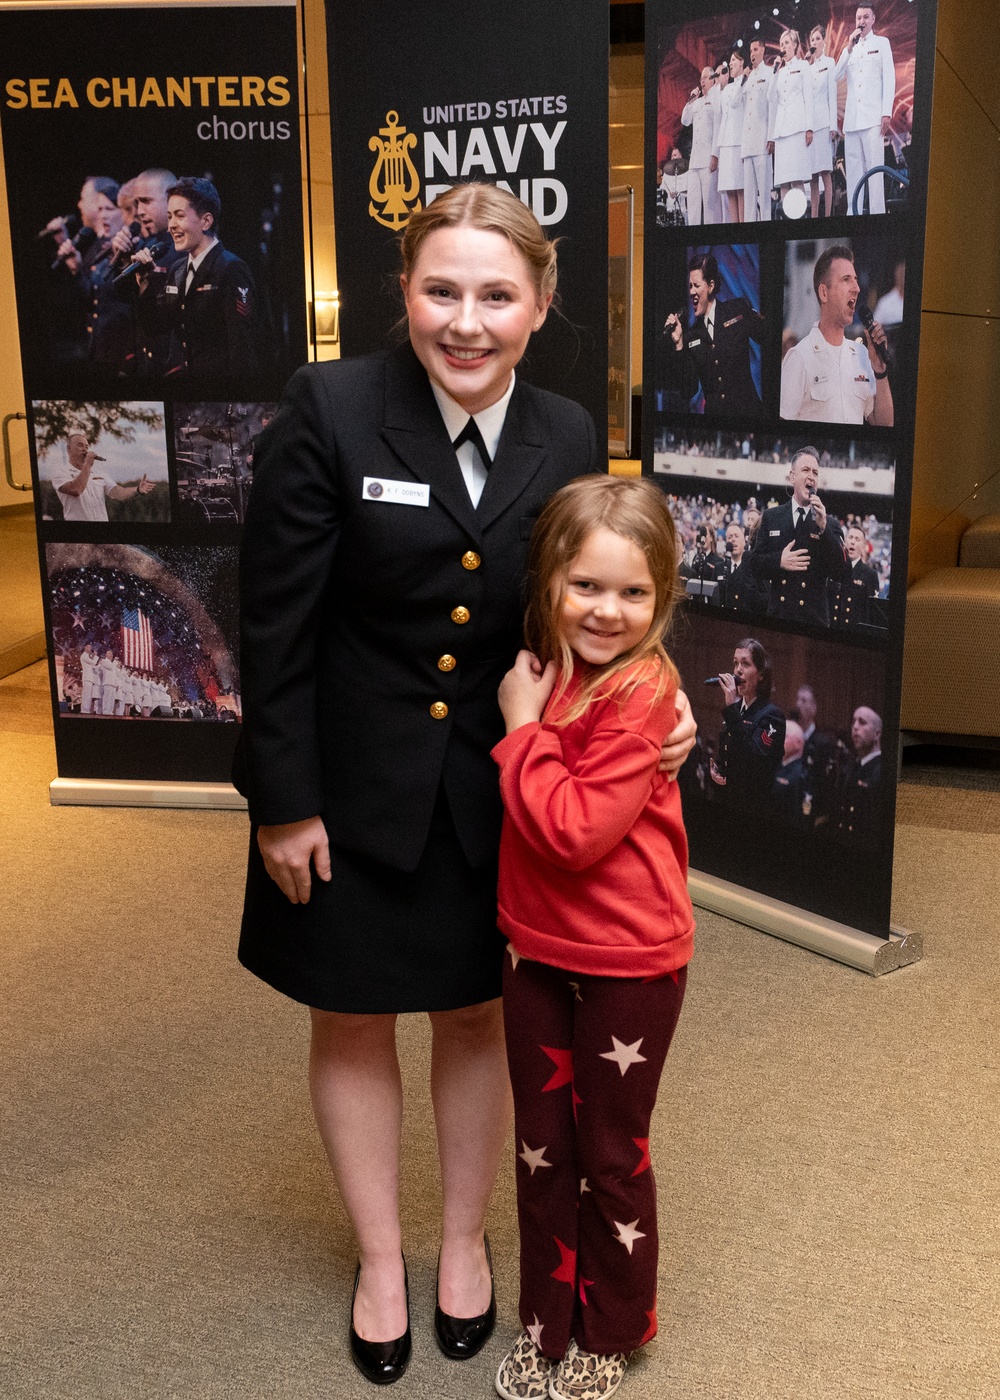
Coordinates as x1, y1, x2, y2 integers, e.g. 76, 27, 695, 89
644, 0, 938, 938
0, 1, 308, 783
324, 0, 609, 438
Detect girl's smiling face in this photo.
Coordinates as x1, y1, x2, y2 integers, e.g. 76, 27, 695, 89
555, 528, 657, 667
401, 225, 550, 415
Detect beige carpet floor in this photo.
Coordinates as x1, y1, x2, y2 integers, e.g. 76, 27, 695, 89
2, 660, 998, 1399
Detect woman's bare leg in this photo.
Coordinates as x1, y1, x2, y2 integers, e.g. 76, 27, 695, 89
429, 997, 512, 1316
309, 1008, 408, 1342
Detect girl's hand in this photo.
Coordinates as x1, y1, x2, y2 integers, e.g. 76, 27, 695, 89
498, 650, 557, 733
257, 816, 331, 904
658, 688, 696, 779
710, 759, 727, 786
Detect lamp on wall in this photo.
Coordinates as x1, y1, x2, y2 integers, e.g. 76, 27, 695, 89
313, 289, 340, 345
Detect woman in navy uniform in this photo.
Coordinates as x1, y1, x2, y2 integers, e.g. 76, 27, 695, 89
235, 183, 695, 1384
709, 637, 786, 807
663, 251, 764, 416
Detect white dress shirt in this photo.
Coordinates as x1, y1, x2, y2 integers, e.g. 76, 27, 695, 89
430, 372, 515, 508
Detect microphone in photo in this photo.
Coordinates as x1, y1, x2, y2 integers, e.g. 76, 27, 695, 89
90, 454, 107, 461
111, 220, 144, 269
109, 239, 169, 286
37, 214, 76, 240
857, 302, 890, 366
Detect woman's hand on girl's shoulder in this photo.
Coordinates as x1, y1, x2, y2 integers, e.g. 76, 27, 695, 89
257, 817, 331, 904
498, 650, 558, 734
658, 688, 696, 780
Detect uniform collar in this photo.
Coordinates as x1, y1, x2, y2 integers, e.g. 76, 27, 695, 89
188, 237, 218, 275
429, 372, 515, 461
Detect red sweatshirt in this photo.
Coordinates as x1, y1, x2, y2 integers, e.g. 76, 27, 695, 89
491, 661, 694, 978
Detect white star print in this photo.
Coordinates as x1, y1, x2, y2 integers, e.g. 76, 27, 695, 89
580, 1178, 591, 1194
612, 1219, 646, 1254
599, 1036, 647, 1076
527, 1313, 544, 1348
507, 942, 521, 969
519, 1141, 552, 1175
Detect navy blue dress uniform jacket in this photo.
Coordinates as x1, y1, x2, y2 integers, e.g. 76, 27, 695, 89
829, 558, 880, 628
142, 239, 259, 381
671, 296, 764, 416
233, 344, 599, 874
750, 500, 846, 627
718, 696, 786, 805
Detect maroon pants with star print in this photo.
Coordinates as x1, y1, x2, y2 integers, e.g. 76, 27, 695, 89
502, 954, 687, 1359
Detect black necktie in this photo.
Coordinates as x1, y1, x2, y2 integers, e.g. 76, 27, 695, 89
452, 417, 492, 471
795, 506, 807, 529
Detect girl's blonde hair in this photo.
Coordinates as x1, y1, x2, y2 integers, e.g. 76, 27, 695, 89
781, 28, 804, 58
525, 475, 683, 724
399, 182, 559, 302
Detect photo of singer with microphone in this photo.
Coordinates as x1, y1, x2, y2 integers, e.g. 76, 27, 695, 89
33, 402, 170, 524
707, 638, 786, 807
781, 237, 901, 426
19, 152, 300, 397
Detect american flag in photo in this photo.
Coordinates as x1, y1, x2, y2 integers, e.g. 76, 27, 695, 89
121, 606, 154, 671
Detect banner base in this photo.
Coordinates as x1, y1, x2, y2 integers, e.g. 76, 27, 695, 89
689, 869, 922, 976
49, 778, 247, 812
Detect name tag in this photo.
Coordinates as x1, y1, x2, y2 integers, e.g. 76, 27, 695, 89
362, 476, 429, 507
688, 337, 702, 348
769, 529, 781, 536
165, 284, 179, 295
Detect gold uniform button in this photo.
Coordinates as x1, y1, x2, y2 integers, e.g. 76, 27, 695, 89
430, 701, 449, 720
451, 606, 470, 624
437, 654, 457, 672
461, 551, 481, 570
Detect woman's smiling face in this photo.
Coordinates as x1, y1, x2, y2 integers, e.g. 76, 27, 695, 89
401, 224, 551, 415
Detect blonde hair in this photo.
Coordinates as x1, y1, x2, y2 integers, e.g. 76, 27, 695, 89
399, 183, 558, 301
781, 28, 804, 58
524, 475, 683, 724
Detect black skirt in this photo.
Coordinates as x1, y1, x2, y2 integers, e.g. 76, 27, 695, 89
237, 790, 504, 1014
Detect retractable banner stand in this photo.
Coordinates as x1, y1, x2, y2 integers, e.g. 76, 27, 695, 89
644, 0, 937, 972
0, 1, 308, 803
323, 0, 609, 436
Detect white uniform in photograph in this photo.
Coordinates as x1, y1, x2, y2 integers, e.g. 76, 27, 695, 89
873, 285, 904, 326
119, 669, 135, 716
681, 92, 719, 225
810, 56, 839, 174
708, 82, 725, 221
96, 654, 119, 716
138, 676, 153, 713
836, 33, 895, 214
715, 78, 747, 202
49, 462, 118, 523
769, 58, 815, 186
741, 62, 774, 220
780, 324, 877, 423
80, 646, 101, 714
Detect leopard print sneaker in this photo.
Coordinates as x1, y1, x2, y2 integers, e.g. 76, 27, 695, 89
548, 1338, 629, 1400
495, 1329, 556, 1400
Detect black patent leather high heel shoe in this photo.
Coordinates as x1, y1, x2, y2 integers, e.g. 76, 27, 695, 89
349, 1258, 412, 1385
434, 1234, 496, 1360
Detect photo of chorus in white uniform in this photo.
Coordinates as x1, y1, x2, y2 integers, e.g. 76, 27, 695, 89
656, 2, 908, 226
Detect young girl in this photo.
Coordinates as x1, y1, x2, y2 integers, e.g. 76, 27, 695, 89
492, 476, 694, 1400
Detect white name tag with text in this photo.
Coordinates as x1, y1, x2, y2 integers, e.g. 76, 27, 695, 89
362, 476, 430, 507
